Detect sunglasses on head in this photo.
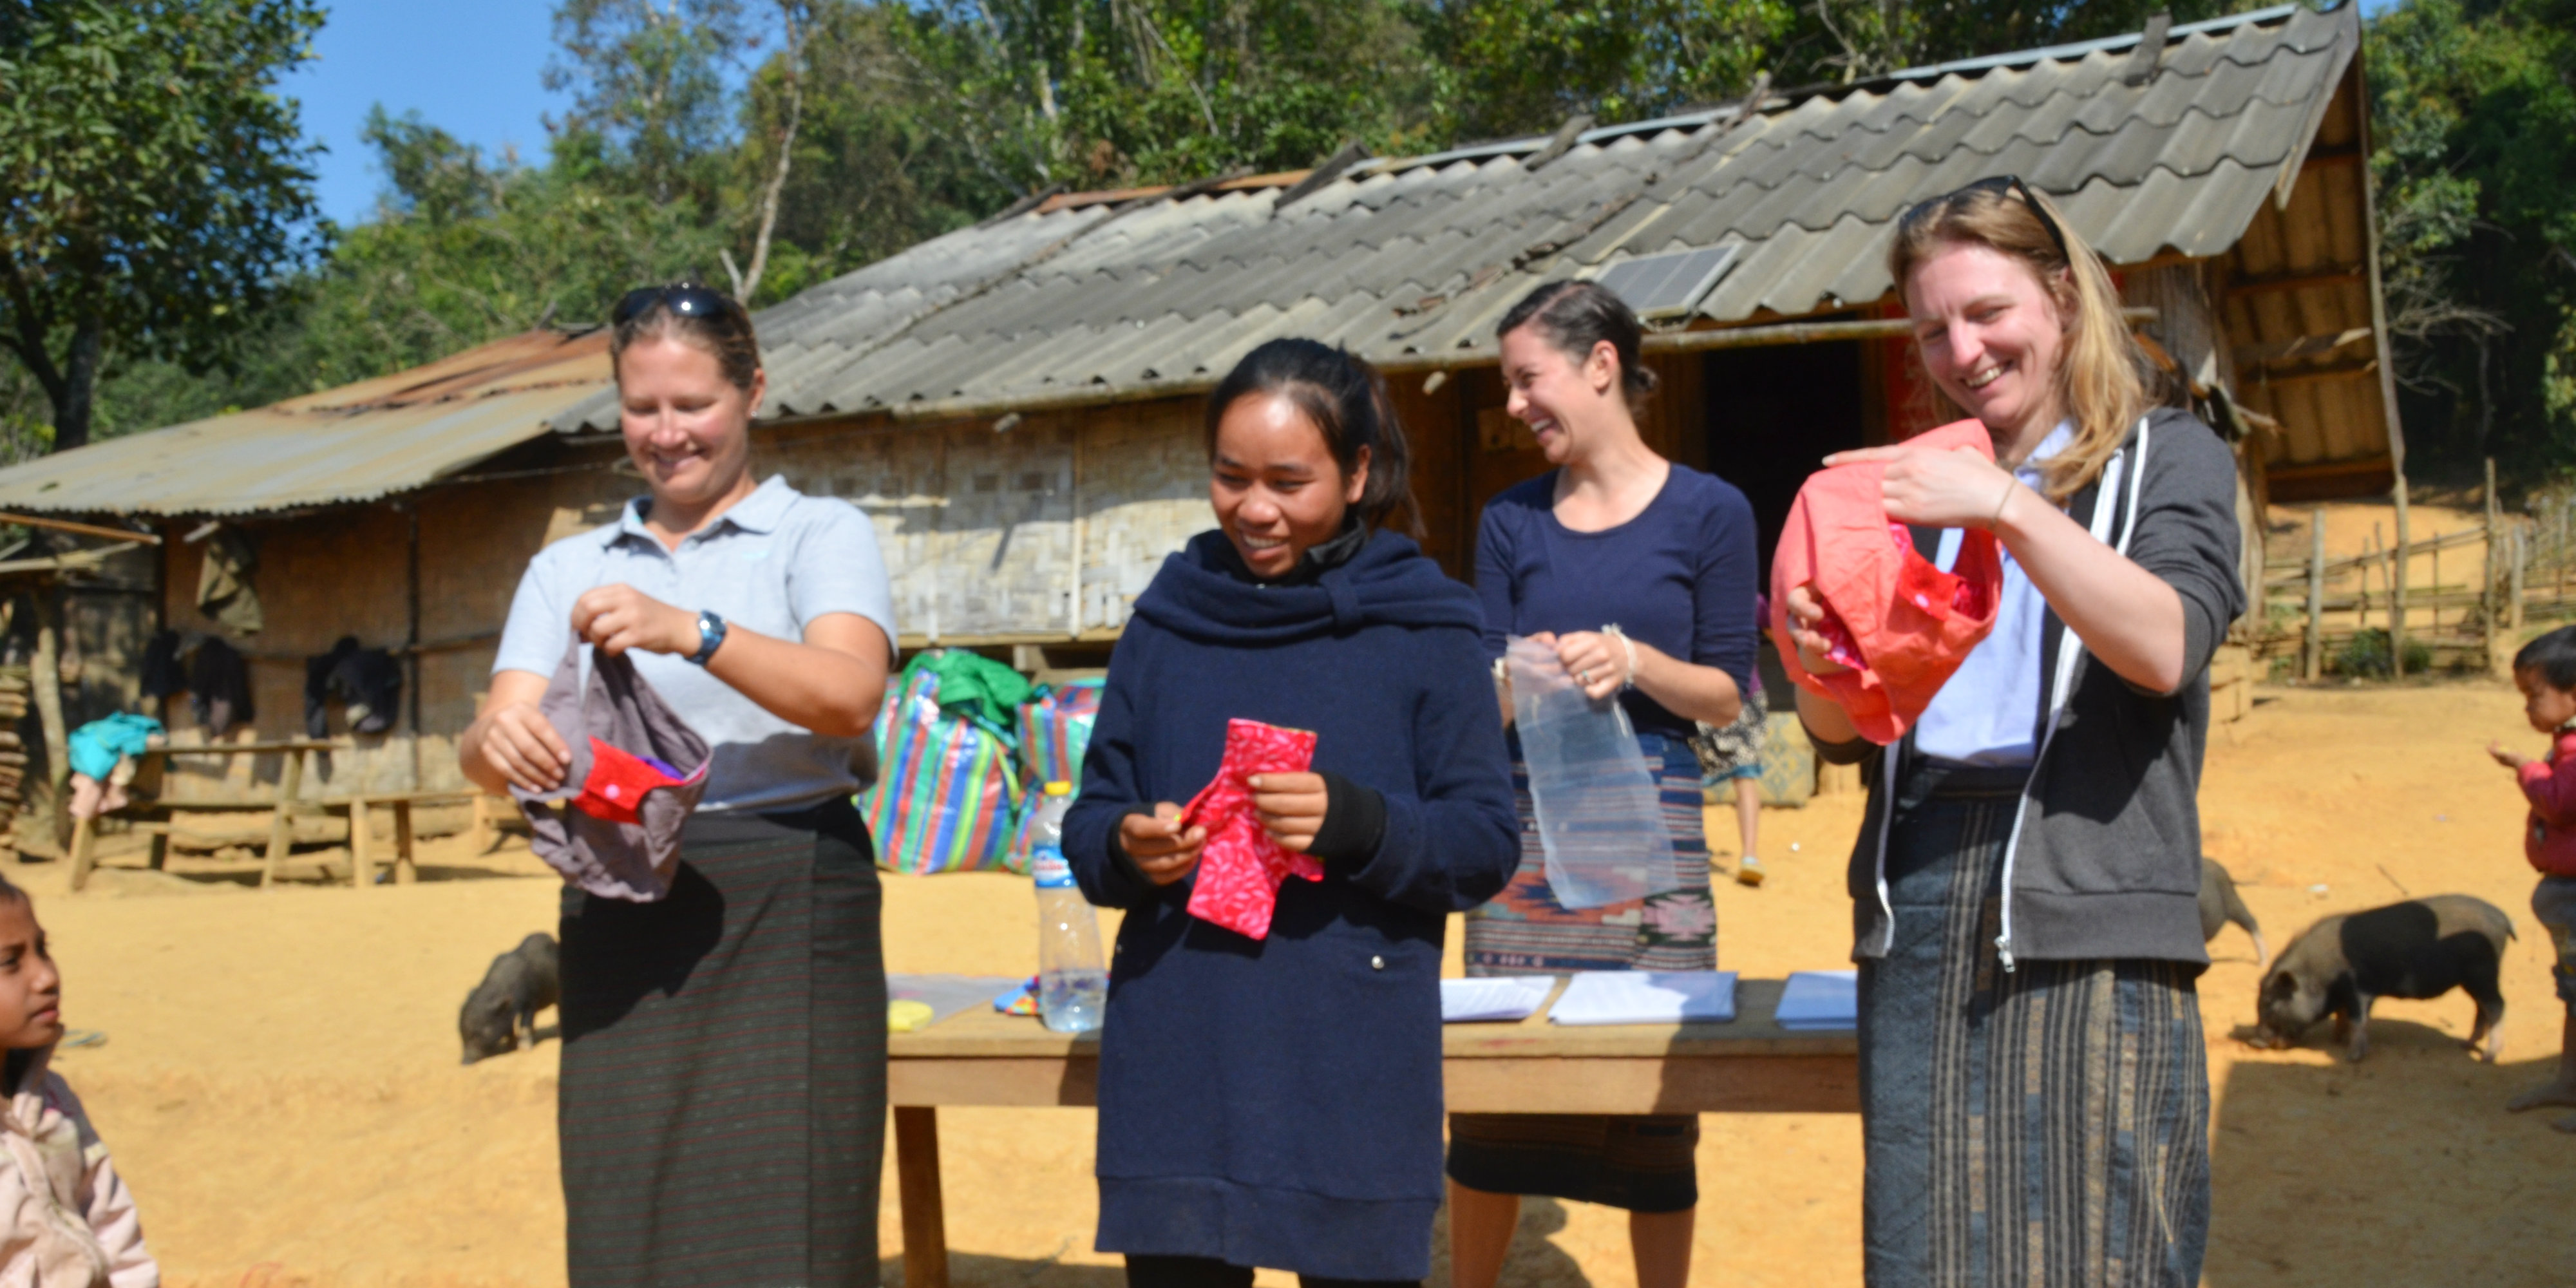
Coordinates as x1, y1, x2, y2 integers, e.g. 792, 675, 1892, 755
612, 283, 747, 328
1903, 175, 2072, 263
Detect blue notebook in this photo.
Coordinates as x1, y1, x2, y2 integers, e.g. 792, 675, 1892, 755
1774, 970, 1857, 1030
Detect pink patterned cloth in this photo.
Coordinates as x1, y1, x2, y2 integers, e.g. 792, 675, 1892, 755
1181, 718, 1321, 940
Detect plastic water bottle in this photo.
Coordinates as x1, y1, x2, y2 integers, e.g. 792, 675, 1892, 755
1030, 782, 1106, 1033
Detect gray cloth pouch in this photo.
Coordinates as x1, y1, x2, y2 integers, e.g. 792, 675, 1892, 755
511, 638, 713, 902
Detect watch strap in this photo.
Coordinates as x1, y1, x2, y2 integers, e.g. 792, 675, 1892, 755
688, 611, 727, 666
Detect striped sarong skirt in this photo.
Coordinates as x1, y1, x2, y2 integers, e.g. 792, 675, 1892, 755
1450, 734, 1713, 1213
1860, 766, 2209, 1287
557, 797, 887, 1287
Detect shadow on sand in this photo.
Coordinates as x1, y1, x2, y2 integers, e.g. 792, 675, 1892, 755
2207, 1019, 2571, 1285
874, 1197, 1598, 1288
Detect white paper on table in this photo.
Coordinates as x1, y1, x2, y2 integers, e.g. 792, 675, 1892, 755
1441, 976, 1558, 1023
1546, 970, 1737, 1026
1774, 970, 1858, 1030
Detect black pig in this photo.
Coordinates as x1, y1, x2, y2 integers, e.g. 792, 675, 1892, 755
2252, 895, 2511, 1062
460, 932, 560, 1065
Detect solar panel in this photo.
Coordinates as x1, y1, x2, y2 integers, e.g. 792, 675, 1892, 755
1592, 246, 1741, 321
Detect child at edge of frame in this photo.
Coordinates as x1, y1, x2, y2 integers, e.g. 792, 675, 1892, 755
0, 876, 160, 1284
2488, 622, 2576, 1132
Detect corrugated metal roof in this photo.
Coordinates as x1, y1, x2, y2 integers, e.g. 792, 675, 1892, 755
0, 330, 608, 516
553, 1, 2362, 433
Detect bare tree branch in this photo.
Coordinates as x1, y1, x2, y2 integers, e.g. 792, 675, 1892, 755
734, 0, 808, 303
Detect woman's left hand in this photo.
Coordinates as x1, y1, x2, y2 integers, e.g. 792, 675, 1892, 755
1552, 630, 1628, 702
571, 584, 701, 657
1824, 444, 2023, 531
1251, 772, 1331, 853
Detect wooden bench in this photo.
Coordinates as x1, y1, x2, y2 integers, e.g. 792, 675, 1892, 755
66, 741, 504, 891
67, 741, 331, 892
327, 789, 489, 888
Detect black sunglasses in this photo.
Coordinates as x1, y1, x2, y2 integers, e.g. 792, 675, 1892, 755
1903, 175, 2072, 264
612, 283, 748, 327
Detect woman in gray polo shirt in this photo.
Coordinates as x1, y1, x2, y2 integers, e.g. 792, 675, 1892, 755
461, 285, 898, 1287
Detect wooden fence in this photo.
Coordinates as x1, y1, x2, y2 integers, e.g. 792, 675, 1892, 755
2257, 462, 2576, 678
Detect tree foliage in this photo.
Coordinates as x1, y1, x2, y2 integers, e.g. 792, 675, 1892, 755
24, 0, 2576, 496
2368, 0, 2576, 475
0, 0, 325, 451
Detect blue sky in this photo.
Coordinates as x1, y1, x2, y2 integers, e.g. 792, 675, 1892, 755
288, 2, 568, 227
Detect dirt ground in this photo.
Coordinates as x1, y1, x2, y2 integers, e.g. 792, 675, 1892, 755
26, 677, 2576, 1287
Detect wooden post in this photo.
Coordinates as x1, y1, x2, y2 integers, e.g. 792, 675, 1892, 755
66, 815, 95, 893
348, 799, 372, 889
2512, 521, 2528, 632
2485, 459, 2503, 672
2391, 479, 2412, 676
895, 1106, 950, 1288
260, 749, 305, 889
2304, 509, 2326, 681
28, 590, 68, 854
2431, 539, 2443, 638
393, 798, 417, 884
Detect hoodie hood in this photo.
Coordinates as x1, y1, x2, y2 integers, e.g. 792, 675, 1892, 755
1132, 529, 1484, 646
0, 1039, 112, 1287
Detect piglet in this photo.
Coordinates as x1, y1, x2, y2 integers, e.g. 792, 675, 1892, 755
2199, 857, 2267, 967
460, 932, 561, 1065
2252, 895, 2511, 1063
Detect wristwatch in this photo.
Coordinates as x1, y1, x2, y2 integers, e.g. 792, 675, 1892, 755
688, 610, 729, 666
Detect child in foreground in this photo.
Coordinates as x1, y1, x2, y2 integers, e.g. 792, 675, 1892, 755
0, 877, 158, 1285
2488, 624, 2576, 1132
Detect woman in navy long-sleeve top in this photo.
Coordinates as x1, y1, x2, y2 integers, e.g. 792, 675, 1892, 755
1061, 339, 1520, 1288
1448, 281, 1759, 1288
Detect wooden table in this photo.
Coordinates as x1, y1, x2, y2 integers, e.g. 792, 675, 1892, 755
884, 977, 1859, 1288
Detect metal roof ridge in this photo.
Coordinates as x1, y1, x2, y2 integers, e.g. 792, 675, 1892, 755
1352, 106, 1745, 179
1342, 3, 2324, 181
1871, 2, 2311, 84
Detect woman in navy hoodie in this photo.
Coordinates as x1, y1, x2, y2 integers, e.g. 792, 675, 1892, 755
1063, 338, 1520, 1288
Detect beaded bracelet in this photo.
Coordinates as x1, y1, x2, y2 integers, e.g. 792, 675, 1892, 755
1602, 623, 1639, 692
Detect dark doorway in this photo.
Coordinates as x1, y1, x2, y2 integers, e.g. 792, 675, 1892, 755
1701, 340, 1869, 593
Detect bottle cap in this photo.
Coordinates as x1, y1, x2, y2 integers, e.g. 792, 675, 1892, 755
1045, 781, 1073, 796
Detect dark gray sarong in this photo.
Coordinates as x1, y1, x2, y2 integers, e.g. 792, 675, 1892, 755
558, 798, 886, 1287
1859, 764, 2210, 1288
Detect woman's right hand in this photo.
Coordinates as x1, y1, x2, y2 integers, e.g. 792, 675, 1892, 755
1781, 583, 1852, 677
1121, 803, 1207, 886
478, 700, 572, 793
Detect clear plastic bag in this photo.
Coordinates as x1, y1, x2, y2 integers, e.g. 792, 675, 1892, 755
1506, 635, 1681, 909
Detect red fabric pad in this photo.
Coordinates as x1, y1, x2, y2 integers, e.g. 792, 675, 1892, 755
573, 737, 688, 825
1771, 419, 2008, 744
1180, 719, 1321, 941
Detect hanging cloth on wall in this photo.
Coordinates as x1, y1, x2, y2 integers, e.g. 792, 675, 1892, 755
185, 638, 254, 737
303, 636, 402, 736
138, 629, 185, 702
195, 528, 263, 634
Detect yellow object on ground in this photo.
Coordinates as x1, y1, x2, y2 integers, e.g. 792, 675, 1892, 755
889, 999, 936, 1032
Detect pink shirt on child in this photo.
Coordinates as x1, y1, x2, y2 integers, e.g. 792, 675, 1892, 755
2515, 726, 2576, 878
